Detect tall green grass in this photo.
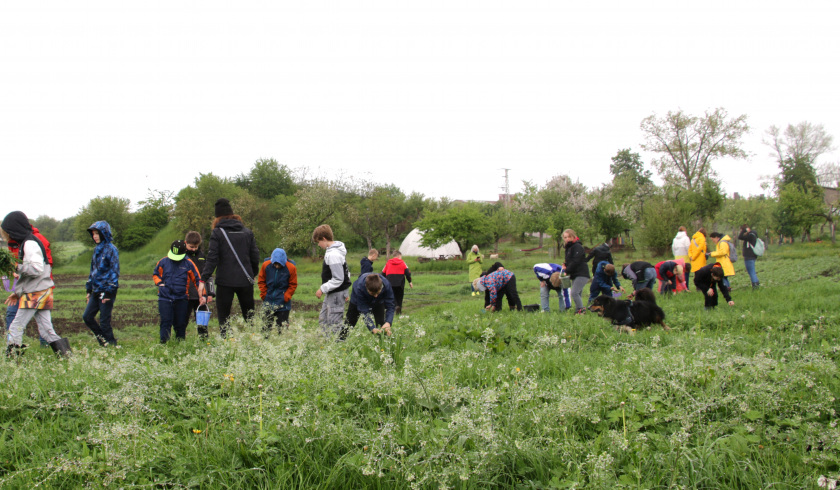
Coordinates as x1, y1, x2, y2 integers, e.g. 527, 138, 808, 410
3, 243, 839, 488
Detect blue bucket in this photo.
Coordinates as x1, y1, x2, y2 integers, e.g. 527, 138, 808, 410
196, 304, 211, 327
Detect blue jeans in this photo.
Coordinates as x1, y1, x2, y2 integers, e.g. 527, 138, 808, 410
83, 292, 118, 345
635, 268, 657, 290
159, 299, 189, 343
744, 259, 759, 284
540, 284, 568, 312
722, 277, 731, 290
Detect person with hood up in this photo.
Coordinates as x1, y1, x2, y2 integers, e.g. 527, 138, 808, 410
672, 226, 691, 290
4, 221, 55, 347
708, 232, 735, 291
562, 229, 591, 315
313, 224, 351, 339
201, 198, 260, 337
382, 250, 413, 315
258, 248, 298, 335
2, 211, 64, 356
83, 220, 120, 346
688, 227, 708, 288
466, 245, 483, 296
344, 272, 395, 337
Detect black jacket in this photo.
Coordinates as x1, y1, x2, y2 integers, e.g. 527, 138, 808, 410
738, 229, 758, 260
186, 248, 206, 300
360, 257, 374, 274
202, 219, 261, 288
585, 242, 613, 274
564, 239, 590, 279
693, 264, 731, 302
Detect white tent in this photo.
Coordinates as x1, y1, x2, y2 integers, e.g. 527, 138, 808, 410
397, 228, 462, 259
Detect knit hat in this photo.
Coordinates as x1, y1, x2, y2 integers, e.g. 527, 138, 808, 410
214, 198, 234, 218
168, 240, 187, 261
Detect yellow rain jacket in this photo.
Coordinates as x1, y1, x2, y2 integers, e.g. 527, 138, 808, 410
710, 235, 735, 277
688, 231, 707, 272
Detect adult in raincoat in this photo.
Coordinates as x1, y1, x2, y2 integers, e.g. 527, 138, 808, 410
466, 245, 483, 296
708, 232, 735, 290
688, 227, 708, 287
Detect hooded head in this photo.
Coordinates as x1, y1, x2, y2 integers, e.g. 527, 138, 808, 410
270, 248, 287, 267
88, 221, 114, 244
1, 211, 32, 243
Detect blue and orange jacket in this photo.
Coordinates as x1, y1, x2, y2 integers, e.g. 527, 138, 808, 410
153, 257, 202, 302
86, 221, 120, 294
257, 249, 298, 311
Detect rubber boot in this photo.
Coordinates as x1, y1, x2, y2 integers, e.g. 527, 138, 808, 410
197, 326, 209, 339
395, 306, 402, 316
49, 338, 72, 357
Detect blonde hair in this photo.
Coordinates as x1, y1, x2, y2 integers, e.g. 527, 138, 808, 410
549, 271, 561, 288
562, 229, 577, 239
368, 249, 379, 258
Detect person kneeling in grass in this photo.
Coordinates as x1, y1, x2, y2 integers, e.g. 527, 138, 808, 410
344, 273, 395, 337
693, 263, 734, 310
153, 241, 205, 343
473, 267, 522, 312
588, 261, 625, 304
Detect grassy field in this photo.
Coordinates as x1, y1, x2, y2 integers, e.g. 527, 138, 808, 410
1, 243, 839, 488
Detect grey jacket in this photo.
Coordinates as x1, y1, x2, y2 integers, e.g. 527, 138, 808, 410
15, 239, 54, 295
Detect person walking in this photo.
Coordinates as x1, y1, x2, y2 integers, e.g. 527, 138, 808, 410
562, 229, 590, 315
382, 250, 413, 315
83, 220, 120, 346
2, 211, 64, 356
201, 198, 260, 337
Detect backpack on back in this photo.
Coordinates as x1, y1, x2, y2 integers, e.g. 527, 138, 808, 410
723, 239, 738, 262
749, 235, 766, 257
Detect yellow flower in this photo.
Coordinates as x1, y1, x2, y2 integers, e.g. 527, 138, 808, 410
193, 429, 202, 434
516, 367, 520, 373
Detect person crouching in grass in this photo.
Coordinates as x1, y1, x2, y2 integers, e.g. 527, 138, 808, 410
258, 248, 297, 335
473, 267, 523, 312
344, 273, 395, 337
693, 263, 734, 310
588, 261, 625, 304
153, 241, 205, 343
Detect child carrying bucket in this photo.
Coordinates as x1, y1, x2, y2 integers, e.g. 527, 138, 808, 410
153, 241, 205, 343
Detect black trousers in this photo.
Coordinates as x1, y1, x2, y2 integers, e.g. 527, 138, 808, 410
263, 306, 290, 334
392, 286, 405, 309
492, 276, 523, 311
215, 284, 255, 335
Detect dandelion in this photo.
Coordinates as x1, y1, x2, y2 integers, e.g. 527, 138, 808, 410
192, 429, 202, 434
515, 367, 520, 373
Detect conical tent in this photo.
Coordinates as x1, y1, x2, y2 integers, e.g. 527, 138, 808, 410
398, 228, 462, 259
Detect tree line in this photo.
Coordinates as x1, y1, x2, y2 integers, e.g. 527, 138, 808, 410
32, 110, 839, 257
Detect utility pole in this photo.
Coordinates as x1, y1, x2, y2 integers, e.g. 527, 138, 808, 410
500, 168, 511, 206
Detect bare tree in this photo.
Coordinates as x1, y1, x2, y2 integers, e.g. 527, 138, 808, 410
640, 107, 749, 191
765, 121, 835, 164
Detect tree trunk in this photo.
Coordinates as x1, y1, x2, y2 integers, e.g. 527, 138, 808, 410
538, 232, 544, 247
832, 220, 837, 244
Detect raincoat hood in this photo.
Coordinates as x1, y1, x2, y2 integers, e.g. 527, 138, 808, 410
271, 248, 288, 266
88, 221, 114, 244
1, 211, 32, 243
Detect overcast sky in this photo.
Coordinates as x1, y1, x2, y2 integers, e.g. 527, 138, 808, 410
2, 1, 839, 220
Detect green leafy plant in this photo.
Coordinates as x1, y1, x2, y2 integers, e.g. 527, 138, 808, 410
0, 247, 18, 277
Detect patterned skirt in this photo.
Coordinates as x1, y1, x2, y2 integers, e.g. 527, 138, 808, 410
17, 288, 54, 310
